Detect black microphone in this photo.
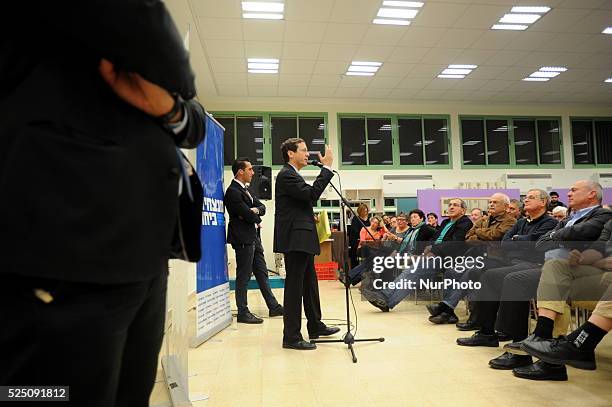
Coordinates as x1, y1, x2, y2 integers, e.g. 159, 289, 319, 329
307, 160, 324, 168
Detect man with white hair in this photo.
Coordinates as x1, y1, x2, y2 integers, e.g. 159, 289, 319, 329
428, 193, 517, 324
552, 206, 568, 221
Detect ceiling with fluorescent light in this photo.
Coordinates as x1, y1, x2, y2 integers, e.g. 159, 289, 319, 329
178, 0, 612, 105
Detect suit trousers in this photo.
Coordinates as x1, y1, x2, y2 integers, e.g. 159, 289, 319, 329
283, 251, 325, 343
233, 235, 279, 315
474, 260, 539, 338
0, 271, 167, 407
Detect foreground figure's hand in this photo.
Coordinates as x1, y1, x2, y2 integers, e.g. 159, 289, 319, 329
99, 59, 181, 121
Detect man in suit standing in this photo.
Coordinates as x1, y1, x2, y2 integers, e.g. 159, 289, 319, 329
274, 138, 341, 350
1, 2, 205, 405
225, 158, 283, 324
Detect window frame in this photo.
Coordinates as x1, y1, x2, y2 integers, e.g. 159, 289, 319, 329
210, 111, 328, 169
337, 113, 452, 170
459, 115, 564, 169
570, 116, 612, 168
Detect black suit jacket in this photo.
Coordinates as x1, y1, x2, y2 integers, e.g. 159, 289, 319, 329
0, 1, 205, 284
224, 180, 266, 245
429, 215, 473, 258
536, 206, 612, 252
273, 165, 334, 255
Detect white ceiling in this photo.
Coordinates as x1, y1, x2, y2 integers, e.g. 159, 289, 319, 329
186, 0, 612, 104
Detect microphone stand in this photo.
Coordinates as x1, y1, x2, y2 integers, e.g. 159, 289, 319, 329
310, 165, 384, 363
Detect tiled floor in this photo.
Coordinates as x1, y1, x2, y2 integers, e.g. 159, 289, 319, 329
152, 281, 612, 407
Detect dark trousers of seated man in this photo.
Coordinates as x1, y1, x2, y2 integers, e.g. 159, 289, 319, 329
441, 257, 507, 313
233, 234, 280, 316
474, 262, 542, 340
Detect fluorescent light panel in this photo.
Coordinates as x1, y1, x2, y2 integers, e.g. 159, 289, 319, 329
602, 27, 612, 34
346, 71, 375, 76
438, 74, 465, 79
243, 13, 283, 19
499, 13, 541, 24
241, 2, 284, 12
492, 24, 528, 30
448, 64, 478, 69
377, 8, 418, 18
605, 78, 612, 83
523, 66, 566, 81
373, 18, 411, 25
442, 68, 472, 75
346, 60, 381, 76
540, 66, 567, 72
247, 58, 279, 74
348, 65, 379, 72
492, 6, 550, 31
523, 77, 549, 81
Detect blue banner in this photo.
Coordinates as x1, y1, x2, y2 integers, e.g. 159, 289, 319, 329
196, 115, 228, 292
193, 115, 232, 345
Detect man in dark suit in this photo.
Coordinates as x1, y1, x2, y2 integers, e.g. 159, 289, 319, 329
1, 2, 205, 406
274, 138, 340, 350
225, 158, 283, 324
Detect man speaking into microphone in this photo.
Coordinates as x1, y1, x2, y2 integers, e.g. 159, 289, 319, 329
274, 138, 340, 350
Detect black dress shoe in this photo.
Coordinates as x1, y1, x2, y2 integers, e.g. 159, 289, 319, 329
269, 305, 284, 317
512, 360, 568, 381
496, 332, 512, 342
489, 352, 533, 370
521, 336, 596, 370
309, 326, 341, 339
455, 321, 481, 331
457, 331, 499, 347
368, 299, 390, 312
429, 312, 459, 325
237, 311, 263, 324
426, 303, 443, 317
504, 334, 546, 356
282, 340, 317, 350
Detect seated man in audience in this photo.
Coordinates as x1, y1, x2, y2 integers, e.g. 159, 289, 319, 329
547, 191, 566, 213
552, 206, 568, 221
427, 193, 517, 324
470, 208, 483, 224
362, 199, 472, 313
522, 283, 612, 372
508, 199, 524, 220
457, 180, 611, 379
427, 212, 440, 230
506, 219, 612, 380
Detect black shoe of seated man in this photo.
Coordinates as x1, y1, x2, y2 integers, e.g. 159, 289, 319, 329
426, 303, 443, 317
269, 305, 284, 317
237, 311, 263, 324
488, 352, 533, 370
496, 332, 512, 342
512, 360, 568, 381
455, 320, 481, 331
456, 331, 499, 347
368, 299, 390, 312
521, 336, 596, 371
503, 334, 546, 356
282, 340, 317, 350
428, 311, 459, 325
309, 326, 341, 339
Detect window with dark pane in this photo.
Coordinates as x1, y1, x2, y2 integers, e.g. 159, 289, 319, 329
595, 121, 612, 164
537, 120, 562, 164
299, 117, 326, 164
424, 118, 449, 165
461, 119, 485, 165
216, 117, 235, 166
367, 118, 393, 165
571, 120, 595, 165
485, 119, 510, 165
340, 118, 366, 166
236, 116, 264, 165
271, 116, 297, 165
384, 198, 395, 207
398, 118, 424, 165
513, 120, 537, 165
